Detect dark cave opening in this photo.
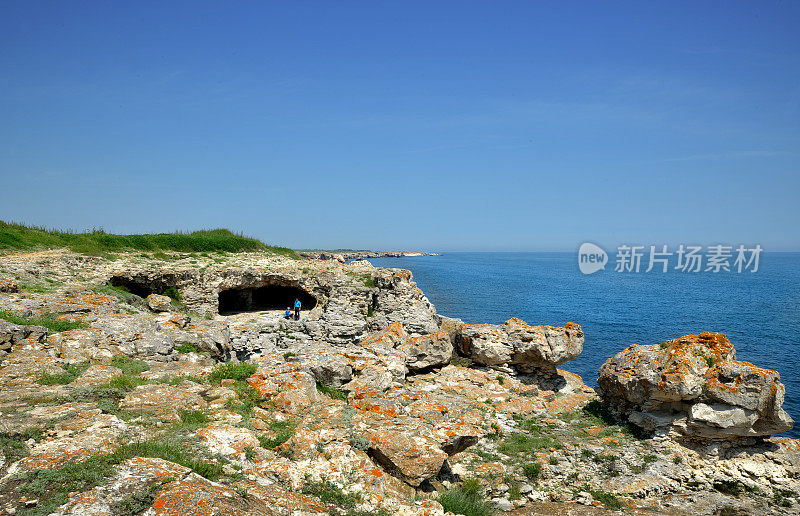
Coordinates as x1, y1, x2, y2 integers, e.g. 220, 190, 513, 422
109, 275, 164, 299
218, 285, 317, 315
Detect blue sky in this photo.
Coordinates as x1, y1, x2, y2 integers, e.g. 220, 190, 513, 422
1, 1, 798, 251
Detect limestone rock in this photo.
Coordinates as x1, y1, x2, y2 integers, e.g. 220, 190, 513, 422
456, 318, 583, 374
146, 293, 173, 311
119, 383, 207, 414
0, 320, 47, 355
598, 332, 794, 440
402, 331, 453, 372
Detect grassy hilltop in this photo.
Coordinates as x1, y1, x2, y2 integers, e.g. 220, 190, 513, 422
0, 221, 297, 258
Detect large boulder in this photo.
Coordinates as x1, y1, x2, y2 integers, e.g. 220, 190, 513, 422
146, 293, 173, 312
0, 320, 47, 355
598, 332, 794, 441
455, 318, 583, 374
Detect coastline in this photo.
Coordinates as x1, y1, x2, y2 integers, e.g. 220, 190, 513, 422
0, 248, 797, 515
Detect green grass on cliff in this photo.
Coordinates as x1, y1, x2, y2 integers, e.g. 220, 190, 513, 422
0, 309, 87, 332
0, 221, 297, 258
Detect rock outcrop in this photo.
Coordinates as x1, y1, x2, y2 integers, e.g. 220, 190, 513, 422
146, 293, 173, 312
598, 332, 794, 441
0, 320, 47, 355
1, 249, 799, 515
454, 318, 584, 374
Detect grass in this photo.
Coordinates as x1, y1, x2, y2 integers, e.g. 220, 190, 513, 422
37, 362, 90, 385
258, 420, 297, 449
209, 362, 258, 383
438, 478, 495, 516
301, 479, 361, 509
0, 309, 87, 332
110, 483, 164, 516
114, 439, 225, 480
176, 409, 211, 430
580, 486, 624, 510
224, 380, 266, 418
0, 221, 297, 258
174, 343, 199, 353
0, 429, 44, 463
498, 433, 563, 455
316, 381, 348, 401
91, 284, 143, 305
522, 462, 541, 480
110, 356, 151, 375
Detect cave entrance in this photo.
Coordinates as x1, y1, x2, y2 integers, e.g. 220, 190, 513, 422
109, 275, 162, 298
218, 285, 317, 315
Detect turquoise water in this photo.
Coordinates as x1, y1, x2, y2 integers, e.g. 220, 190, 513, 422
369, 252, 800, 438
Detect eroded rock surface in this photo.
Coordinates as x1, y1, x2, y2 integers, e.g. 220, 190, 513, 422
455, 318, 584, 374
598, 332, 794, 441
0, 250, 798, 515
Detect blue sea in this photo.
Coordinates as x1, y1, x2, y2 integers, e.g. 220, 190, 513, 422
369, 252, 800, 438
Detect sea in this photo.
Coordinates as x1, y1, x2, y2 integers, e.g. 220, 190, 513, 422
368, 252, 800, 438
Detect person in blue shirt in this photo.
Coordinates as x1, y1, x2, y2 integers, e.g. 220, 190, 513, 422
284, 307, 292, 319
294, 298, 301, 320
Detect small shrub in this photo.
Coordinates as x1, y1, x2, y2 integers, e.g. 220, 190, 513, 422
582, 400, 616, 426
110, 482, 162, 516
244, 446, 257, 461
209, 362, 257, 383
282, 352, 297, 360
348, 434, 370, 451
108, 374, 150, 391
581, 486, 624, 510
673, 455, 683, 464
548, 456, 559, 465
38, 362, 90, 385
438, 478, 494, 516
522, 462, 541, 480
258, 420, 297, 449
706, 356, 717, 368
316, 381, 348, 401
301, 479, 361, 508
162, 287, 182, 302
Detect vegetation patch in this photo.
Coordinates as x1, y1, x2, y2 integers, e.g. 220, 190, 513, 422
576, 486, 624, 510
174, 343, 199, 354
438, 478, 495, 516
316, 381, 348, 401
110, 482, 164, 516
0, 309, 87, 333
110, 356, 150, 375
37, 362, 90, 385
209, 362, 258, 383
176, 409, 211, 430
301, 479, 361, 509
258, 420, 297, 449
0, 222, 297, 257
499, 433, 563, 455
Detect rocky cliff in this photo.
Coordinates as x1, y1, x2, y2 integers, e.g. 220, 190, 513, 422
0, 249, 798, 515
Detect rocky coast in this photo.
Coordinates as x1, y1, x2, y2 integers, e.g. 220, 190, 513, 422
0, 249, 797, 515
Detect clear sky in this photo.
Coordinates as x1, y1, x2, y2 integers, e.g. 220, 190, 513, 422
1, 1, 798, 251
